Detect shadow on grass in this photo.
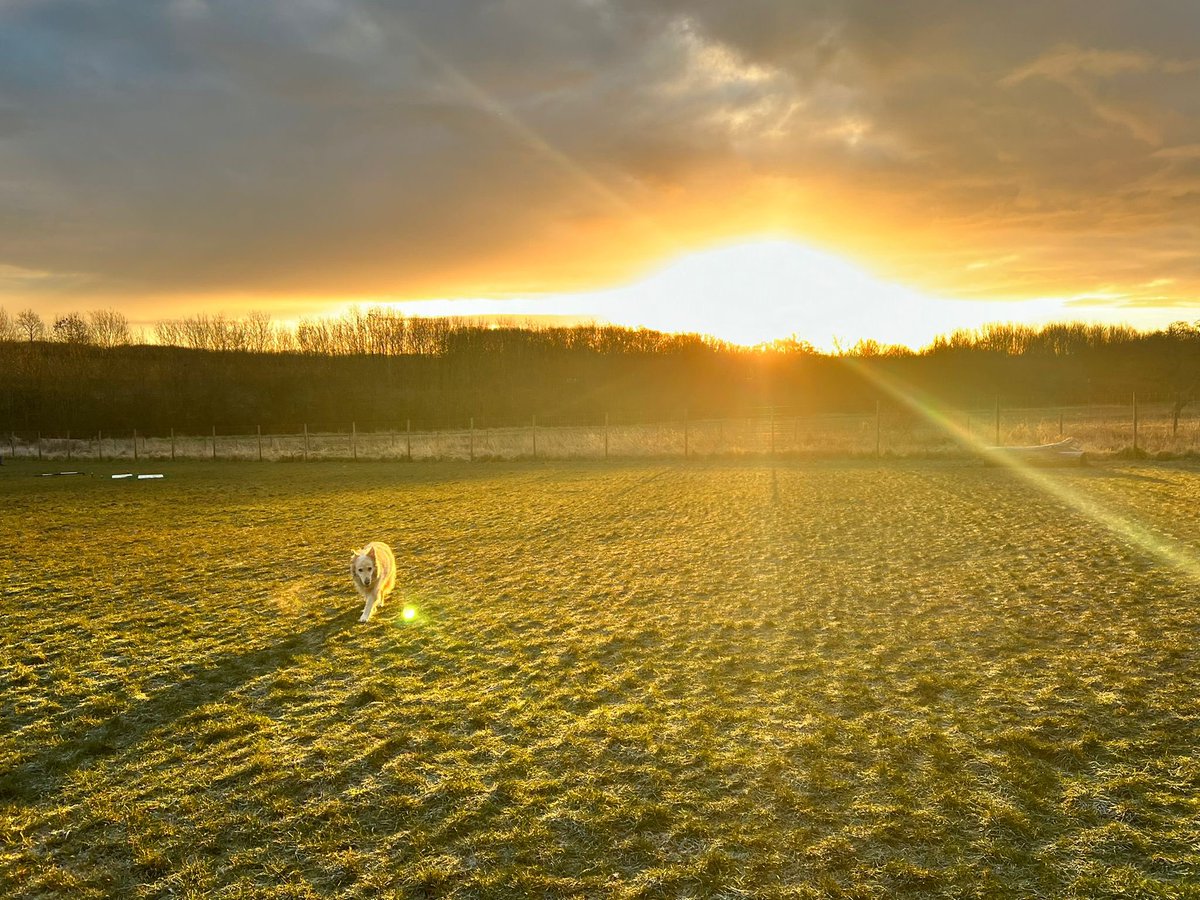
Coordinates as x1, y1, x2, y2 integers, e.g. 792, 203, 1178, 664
0, 607, 361, 804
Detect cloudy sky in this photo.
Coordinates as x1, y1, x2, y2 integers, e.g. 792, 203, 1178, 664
2, 0, 1199, 344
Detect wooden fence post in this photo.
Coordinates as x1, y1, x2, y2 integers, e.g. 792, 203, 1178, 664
604, 412, 609, 460
1059, 410, 1064, 438
532, 415, 537, 460
66, 430, 71, 462
876, 401, 881, 458
406, 419, 412, 461
1133, 392, 1139, 453
303, 424, 309, 462
351, 421, 357, 460
211, 425, 217, 460
36, 431, 42, 461
257, 424, 262, 462
469, 418, 475, 461
132, 429, 138, 461
97, 430, 103, 461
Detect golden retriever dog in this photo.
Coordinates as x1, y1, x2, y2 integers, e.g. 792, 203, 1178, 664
351, 541, 396, 623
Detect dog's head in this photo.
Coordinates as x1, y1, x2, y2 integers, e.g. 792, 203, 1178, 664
352, 545, 377, 586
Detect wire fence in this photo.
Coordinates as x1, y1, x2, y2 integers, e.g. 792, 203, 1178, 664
4, 400, 1197, 464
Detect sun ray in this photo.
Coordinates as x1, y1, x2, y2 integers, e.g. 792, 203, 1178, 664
844, 358, 1200, 585
389, 12, 674, 251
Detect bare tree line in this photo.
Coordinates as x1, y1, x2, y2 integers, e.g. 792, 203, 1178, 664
2, 304, 1198, 437
0, 305, 729, 357
0, 307, 135, 348
149, 308, 725, 356
3, 304, 1195, 370
2, 304, 1185, 361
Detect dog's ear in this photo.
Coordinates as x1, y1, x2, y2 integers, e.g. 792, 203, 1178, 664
367, 545, 377, 560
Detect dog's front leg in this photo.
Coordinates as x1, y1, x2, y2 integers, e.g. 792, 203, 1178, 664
359, 590, 378, 623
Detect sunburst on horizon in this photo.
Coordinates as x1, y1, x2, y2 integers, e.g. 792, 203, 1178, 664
369, 238, 1173, 352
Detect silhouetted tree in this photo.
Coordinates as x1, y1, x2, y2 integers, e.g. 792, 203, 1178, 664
0, 307, 17, 342
15, 309, 45, 343
53, 312, 92, 344
89, 309, 131, 348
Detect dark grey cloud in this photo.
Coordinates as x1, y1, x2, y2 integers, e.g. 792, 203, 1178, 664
1, 0, 1198, 313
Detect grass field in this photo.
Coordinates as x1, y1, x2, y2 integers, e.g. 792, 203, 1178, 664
2, 458, 1199, 898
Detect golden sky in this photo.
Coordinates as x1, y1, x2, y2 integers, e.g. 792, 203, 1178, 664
2, 1, 1199, 345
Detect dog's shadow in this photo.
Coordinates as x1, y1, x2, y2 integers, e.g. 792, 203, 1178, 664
1, 607, 363, 804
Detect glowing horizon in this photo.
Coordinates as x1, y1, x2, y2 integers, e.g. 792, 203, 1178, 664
8, 235, 1190, 354
363, 238, 1187, 352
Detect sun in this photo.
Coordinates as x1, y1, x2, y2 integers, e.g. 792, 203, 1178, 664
596, 239, 935, 347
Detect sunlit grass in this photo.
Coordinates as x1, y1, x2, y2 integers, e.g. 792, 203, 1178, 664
2, 458, 1199, 897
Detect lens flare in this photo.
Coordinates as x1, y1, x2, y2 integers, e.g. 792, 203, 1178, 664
402, 605, 417, 621
843, 356, 1200, 584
